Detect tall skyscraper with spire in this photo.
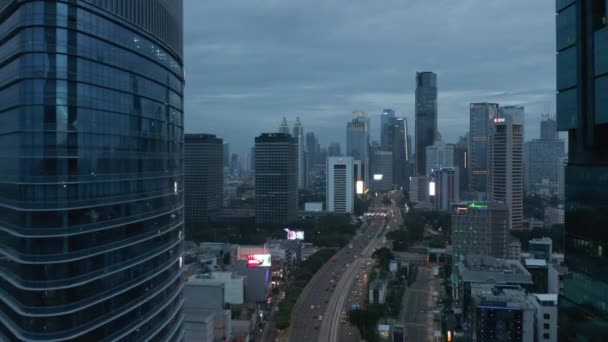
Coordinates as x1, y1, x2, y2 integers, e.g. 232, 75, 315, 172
279, 116, 290, 134
293, 117, 307, 188
415, 72, 438, 176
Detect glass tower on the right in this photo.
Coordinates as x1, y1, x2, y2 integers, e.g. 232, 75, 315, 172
557, 1, 608, 340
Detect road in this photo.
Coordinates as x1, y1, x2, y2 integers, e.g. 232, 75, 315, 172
319, 223, 385, 342
285, 196, 389, 342
402, 265, 438, 341
322, 191, 403, 342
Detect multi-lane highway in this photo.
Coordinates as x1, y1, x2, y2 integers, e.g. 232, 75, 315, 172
319, 222, 386, 342
286, 196, 389, 342
287, 214, 386, 342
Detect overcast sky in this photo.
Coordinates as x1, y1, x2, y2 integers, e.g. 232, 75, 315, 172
183, 0, 556, 158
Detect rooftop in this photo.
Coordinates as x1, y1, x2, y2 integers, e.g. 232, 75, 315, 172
471, 284, 533, 309
458, 255, 532, 285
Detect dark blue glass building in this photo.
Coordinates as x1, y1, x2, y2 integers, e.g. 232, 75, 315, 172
556, 0, 608, 340
0, 0, 185, 340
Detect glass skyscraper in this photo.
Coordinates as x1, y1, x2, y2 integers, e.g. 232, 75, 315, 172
415, 71, 438, 176
0, 1, 185, 340
557, 1, 608, 340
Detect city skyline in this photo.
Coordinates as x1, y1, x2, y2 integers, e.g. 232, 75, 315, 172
183, 1, 556, 156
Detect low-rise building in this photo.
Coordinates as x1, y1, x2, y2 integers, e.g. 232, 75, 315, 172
190, 272, 246, 305
529, 294, 558, 342
469, 284, 535, 342
369, 279, 388, 304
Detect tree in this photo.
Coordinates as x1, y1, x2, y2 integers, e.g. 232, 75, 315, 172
372, 247, 394, 270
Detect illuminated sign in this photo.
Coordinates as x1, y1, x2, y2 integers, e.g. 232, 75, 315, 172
493, 117, 506, 123
429, 181, 436, 196
373, 174, 383, 180
356, 180, 364, 194
247, 254, 271, 268
469, 203, 488, 209
284, 228, 305, 240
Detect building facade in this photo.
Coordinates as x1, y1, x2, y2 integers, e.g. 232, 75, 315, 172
454, 134, 469, 194
524, 118, 565, 195
380, 109, 396, 151
558, 4, 608, 333
346, 111, 370, 184
370, 150, 393, 191
415, 71, 438, 176
184, 134, 223, 232
0, 1, 186, 340
425, 139, 455, 176
451, 202, 510, 261
292, 117, 307, 188
469, 103, 499, 194
254, 133, 298, 226
327, 157, 354, 213
488, 107, 524, 230
432, 167, 459, 212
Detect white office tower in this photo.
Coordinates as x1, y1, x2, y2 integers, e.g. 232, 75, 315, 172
488, 106, 524, 230
425, 138, 455, 176
327, 157, 354, 213
432, 167, 459, 211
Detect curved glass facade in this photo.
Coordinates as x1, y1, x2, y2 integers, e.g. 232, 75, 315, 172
0, 0, 184, 340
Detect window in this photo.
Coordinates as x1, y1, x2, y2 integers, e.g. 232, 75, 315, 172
557, 4, 577, 50
544, 323, 550, 329
544, 313, 551, 320
543, 333, 550, 339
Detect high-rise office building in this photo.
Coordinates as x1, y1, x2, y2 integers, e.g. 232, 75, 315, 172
230, 153, 241, 177
415, 71, 438, 176
0, 1, 185, 340
540, 116, 559, 140
279, 116, 290, 134
250, 146, 256, 174
488, 107, 524, 230
409, 176, 429, 205
346, 111, 370, 184
328, 142, 342, 156
557, 155, 567, 199
380, 109, 396, 150
370, 150, 393, 191
431, 167, 459, 212
556, 2, 608, 339
292, 117, 306, 188
524, 120, 565, 195
305, 131, 320, 174
451, 202, 510, 261
223, 142, 231, 168
326, 157, 354, 213
184, 134, 223, 233
454, 134, 469, 194
469, 103, 499, 194
255, 133, 298, 226
425, 138, 455, 176
388, 117, 410, 187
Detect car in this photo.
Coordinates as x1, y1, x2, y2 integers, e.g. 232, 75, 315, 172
310, 305, 315, 310
274, 306, 279, 312
318, 315, 323, 321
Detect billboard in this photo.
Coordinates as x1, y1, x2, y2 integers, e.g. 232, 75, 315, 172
284, 228, 304, 240
373, 174, 383, 180
247, 254, 271, 268
356, 180, 364, 194
429, 181, 436, 196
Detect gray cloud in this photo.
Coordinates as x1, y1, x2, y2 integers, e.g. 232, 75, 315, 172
184, 0, 556, 157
